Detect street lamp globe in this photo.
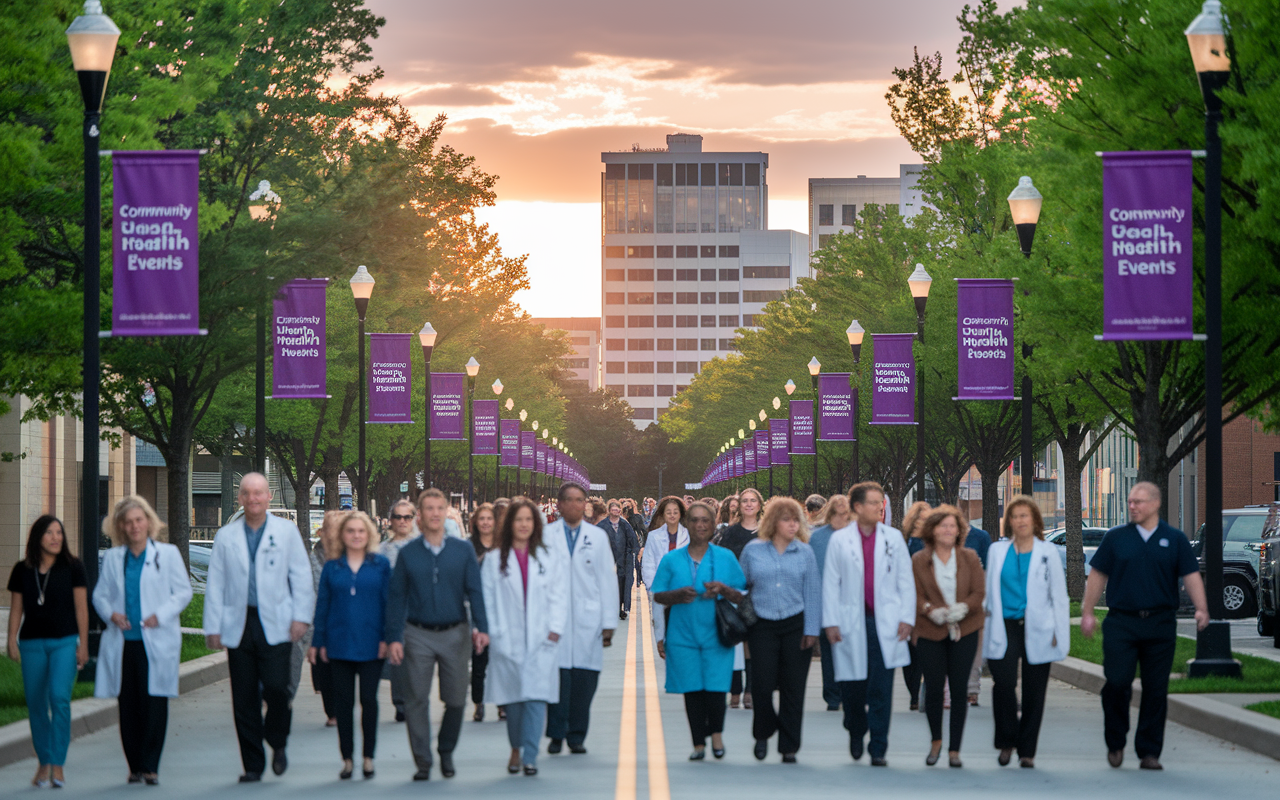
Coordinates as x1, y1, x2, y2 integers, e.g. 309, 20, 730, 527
465, 357, 480, 378
785, 379, 796, 396
908, 263, 933, 330
542, 429, 549, 440
1186, 1, 1230, 73
349, 265, 375, 300
808, 357, 821, 376
418, 321, 437, 350
738, 428, 745, 439
505, 398, 514, 411
759, 409, 767, 422
66, 1, 120, 110
772, 396, 781, 410
749, 420, 756, 431
552, 437, 558, 445
492, 379, 503, 395
846, 319, 865, 362
1007, 177, 1044, 257
531, 420, 539, 430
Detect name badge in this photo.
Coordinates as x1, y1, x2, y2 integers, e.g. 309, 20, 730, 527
1159, 538, 1169, 547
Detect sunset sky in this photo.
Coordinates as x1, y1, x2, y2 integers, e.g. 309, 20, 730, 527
365, 0, 977, 316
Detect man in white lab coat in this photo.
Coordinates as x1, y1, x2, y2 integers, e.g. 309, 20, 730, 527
204, 473, 314, 782
822, 482, 915, 767
543, 482, 618, 754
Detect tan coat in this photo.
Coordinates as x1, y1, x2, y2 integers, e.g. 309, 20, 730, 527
911, 546, 985, 642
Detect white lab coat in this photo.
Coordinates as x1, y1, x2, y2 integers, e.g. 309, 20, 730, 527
822, 523, 916, 682
203, 514, 314, 648
480, 543, 569, 705
545, 519, 619, 671
983, 538, 1070, 664
641, 524, 689, 642
93, 540, 192, 698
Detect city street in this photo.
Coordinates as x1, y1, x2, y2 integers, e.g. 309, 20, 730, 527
2, 593, 1276, 798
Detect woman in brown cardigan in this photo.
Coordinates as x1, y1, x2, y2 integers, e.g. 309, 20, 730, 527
911, 505, 985, 768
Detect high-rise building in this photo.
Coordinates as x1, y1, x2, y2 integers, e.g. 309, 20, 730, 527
601, 134, 806, 428
531, 317, 601, 392
808, 175, 903, 254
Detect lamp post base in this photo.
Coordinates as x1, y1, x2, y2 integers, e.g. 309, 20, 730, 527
1187, 620, 1242, 678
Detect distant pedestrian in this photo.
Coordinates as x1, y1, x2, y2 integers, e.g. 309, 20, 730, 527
378, 499, 420, 723
94, 496, 192, 785
544, 482, 619, 755
623, 499, 648, 552
7, 515, 89, 789
601, 500, 641, 620
984, 496, 1069, 769
715, 495, 738, 536
204, 473, 314, 782
808, 495, 851, 712
740, 497, 822, 763
469, 503, 498, 722
309, 511, 391, 780
481, 497, 569, 776
804, 495, 826, 527
899, 500, 932, 711
823, 482, 915, 767
912, 505, 985, 768
643, 496, 690, 650
1082, 482, 1208, 771
650, 501, 746, 761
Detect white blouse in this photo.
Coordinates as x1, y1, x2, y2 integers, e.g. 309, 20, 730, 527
932, 551, 958, 606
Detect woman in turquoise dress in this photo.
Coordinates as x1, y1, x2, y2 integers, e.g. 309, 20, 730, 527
650, 501, 746, 761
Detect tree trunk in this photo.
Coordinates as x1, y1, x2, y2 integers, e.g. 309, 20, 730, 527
164, 427, 194, 571
978, 461, 1002, 537
1059, 440, 1087, 600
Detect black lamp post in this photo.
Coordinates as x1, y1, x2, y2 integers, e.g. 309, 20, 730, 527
349, 266, 375, 512
785, 379, 796, 496
248, 182, 281, 475
530, 419, 539, 498
465, 356, 480, 510
846, 320, 865, 487
516, 408, 526, 496
492, 380, 504, 500
908, 264, 933, 501
763, 406, 774, 497
67, 0, 119, 668
1185, 0, 1239, 678
808, 357, 821, 495
418, 322, 437, 492
1007, 176, 1044, 498
540, 428, 550, 498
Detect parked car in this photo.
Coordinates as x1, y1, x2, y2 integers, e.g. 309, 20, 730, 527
1045, 526, 1110, 576
1191, 504, 1279, 620
1244, 505, 1280, 640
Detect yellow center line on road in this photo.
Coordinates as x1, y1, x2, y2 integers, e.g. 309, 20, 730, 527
615, 589, 638, 800
639, 591, 671, 800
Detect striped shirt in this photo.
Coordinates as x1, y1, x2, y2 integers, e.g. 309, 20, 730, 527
739, 538, 822, 636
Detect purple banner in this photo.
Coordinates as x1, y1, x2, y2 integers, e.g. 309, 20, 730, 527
756, 430, 771, 469
520, 431, 536, 471
789, 401, 815, 455
271, 279, 328, 399
745, 436, 757, 474
870, 334, 916, 425
111, 151, 202, 336
501, 420, 520, 467
770, 418, 790, 466
429, 373, 465, 439
734, 447, 745, 478
956, 279, 1015, 400
367, 334, 413, 424
818, 373, 854, 440
536, 442, 547, 475
1101, 151, 1194, 340
472, 399, 499, 455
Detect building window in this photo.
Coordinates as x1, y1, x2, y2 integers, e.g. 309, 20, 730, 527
677, 338, 697, 350
743, 265, 789, 279
628, 339, 654, 351
818, 233, 834, 249
657, 362, 674, 374
676, 269, 698, 281
676, 292, 698, 304
656, 245, 674, 259
842, 204, 857, 226
657, 384, 674, 397
570, 336, 591, 346
606, 362, 624, 374
605, 292, 625, 305
719, 314, 739, 327
676, 361, 698, 374
656, 315, 673, 327
656, 292, 673, 304
627, 292, 654, 304
606, 383, 624, 395
627, 245, 655, 259
676, 246, 698, 258
700, 338, 716, 350
628, 384, 654, 396
631, 407, 655, 420
628, 316, 653, 328
742, 315, 758, 327
656, 269, 673, 281
719, 338, 739, 350
700, 315, 716, 328
676, 315, 698, 328
566, 358, 588, 369
743, 289, 785, 303
628, 362, 654, 374
718, 245, 740, 258
818, 204, 834, 226
700, 245, 717, 258
627, 269, 654, 281
605, 245, 625, 258
700, 292, 716, 304
606, 338, 625, 351
719, 292, 738, 304
605, 269, 625, 281
606, 315, 624, 328
719, 269, 739, 282
745, 163, 760, 186
657, 339, 674, 351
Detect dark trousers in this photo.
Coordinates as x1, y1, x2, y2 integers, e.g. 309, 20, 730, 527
471, 648, 488, 705
546, 668, 600, 747
918, 630, 979, 752
818, 635, 840, 709
747, 613, 812, 755
227, 608, 293, 775
118, 640, 169, 775
311, 660, 336, 719
1101, 611, 1177, 758
902, 641, 923, 706
989, 618, 1052, 758
730, 657, 753, 696
839, 614, 894, 759
329, 659, 383, 760
618, 570, 633, 613
683, 691, 727, 747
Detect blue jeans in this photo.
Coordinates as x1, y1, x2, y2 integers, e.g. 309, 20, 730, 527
505, 701, 546, 765
19, 635, 80, 766
839, 614, 894, 759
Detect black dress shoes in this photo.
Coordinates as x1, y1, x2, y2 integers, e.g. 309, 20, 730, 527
850, 739, 864, 761
548, 739, 563, 754
781, 754, 797, 764
754, 740, 768, 761
440, 754, 456, 778
413, 769, 431, 781
568, 743, 587, 755
272, 748, 288, 776
870, 757, 888, 767
238, 773, 262, 783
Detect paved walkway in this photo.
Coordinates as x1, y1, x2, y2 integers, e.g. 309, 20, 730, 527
2, 594, 1277, 798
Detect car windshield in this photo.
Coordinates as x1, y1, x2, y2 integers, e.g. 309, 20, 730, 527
1083, 529, 1107, 547
1223, 515, 1270, 542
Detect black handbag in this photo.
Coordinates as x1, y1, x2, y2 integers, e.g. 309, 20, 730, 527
700, 553, 751, 647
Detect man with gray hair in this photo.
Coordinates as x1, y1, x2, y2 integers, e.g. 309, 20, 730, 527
1082, 481, 1209, 771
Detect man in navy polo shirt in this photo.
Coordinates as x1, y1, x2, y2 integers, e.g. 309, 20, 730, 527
1081, 482, 1209, 771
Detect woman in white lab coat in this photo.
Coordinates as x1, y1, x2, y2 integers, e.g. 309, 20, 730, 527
482, 498, 569, 776
93, 496, 193, 785
641, 496, 689, 649
983, 496, 1069, 768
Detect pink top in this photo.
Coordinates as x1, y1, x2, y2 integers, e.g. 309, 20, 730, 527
514, 547, 530, 601
858, 524, 876, 612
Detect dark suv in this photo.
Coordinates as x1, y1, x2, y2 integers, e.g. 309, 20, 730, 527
1190, 504, 1279, 620
1253, 504, 1280, 643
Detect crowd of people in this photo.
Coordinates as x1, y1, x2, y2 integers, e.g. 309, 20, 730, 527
5, 474, 1209, 786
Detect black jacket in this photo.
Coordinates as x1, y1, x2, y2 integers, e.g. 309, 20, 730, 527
602, 517, 640, 580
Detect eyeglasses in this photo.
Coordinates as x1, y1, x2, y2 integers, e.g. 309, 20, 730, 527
390, 514, 415, 521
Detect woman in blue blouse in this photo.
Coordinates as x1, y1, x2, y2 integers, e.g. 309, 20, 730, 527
309, 511, 391, 780
739, 498, 822, 763
650, 501, 746, 761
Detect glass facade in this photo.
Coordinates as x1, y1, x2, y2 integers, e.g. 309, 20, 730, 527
606, 160, 764, 235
